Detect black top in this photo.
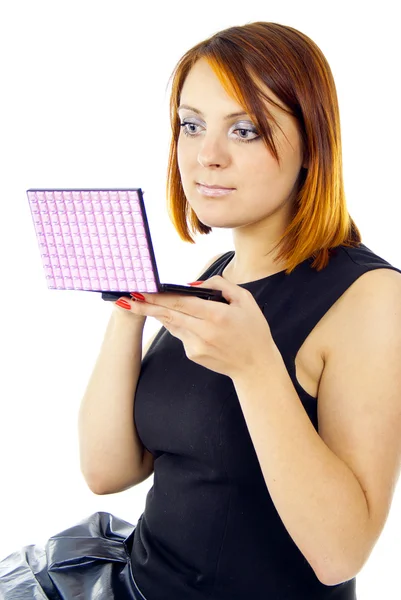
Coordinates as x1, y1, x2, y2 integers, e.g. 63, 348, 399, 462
130, 242, 401, 600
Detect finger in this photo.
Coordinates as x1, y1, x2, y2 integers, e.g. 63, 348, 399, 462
135, 291, 226, 321
187, 275, 241, 305
130, 297, 212, 339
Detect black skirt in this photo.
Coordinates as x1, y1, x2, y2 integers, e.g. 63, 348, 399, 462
0, 511, 148, 599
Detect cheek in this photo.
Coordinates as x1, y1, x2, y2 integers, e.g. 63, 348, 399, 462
177, 138, 189, 171
176, 143, 193, 193
242, 154, 296, 204
177, 140, 195, 185
243, 154, 278, 185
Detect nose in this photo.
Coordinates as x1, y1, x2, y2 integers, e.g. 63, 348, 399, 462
197, 135, 230, 168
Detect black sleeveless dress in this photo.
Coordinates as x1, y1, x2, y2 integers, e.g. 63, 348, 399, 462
1, 242, 399, 599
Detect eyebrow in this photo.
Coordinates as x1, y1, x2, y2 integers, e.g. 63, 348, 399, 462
177, 104, 249, 120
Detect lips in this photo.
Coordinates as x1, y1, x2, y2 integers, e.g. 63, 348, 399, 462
197, 182, 235, 190
196, 183, 235, 197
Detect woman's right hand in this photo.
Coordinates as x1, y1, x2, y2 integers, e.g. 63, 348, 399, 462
113, 296, 147, 325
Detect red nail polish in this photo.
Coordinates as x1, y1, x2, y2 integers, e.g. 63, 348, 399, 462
188, 281, 204, 286
131, 292, 146, 301
116, 299, 131, 310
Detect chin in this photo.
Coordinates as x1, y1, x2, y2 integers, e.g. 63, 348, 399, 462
194, 212, 238, 229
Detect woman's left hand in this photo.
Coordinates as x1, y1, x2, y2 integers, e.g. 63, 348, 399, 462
129, 275, 275, 381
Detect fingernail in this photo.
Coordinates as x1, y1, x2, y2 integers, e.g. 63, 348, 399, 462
116, 299, 131, 310
188, 281, 204, 286
130, 292, 146, 301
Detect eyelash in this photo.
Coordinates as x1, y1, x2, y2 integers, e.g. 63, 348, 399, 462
179, 121, 260, 144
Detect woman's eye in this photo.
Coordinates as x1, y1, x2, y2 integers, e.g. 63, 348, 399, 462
179, 121, 259, 143
180, 122, 199, 135
235, 128, 259, 141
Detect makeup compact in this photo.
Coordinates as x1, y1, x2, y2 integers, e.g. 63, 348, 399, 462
26, 188, 227, 303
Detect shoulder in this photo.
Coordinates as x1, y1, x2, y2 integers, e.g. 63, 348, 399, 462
314, 267, 401, 365
324, 267, 401, 359
339, 267, 401, 311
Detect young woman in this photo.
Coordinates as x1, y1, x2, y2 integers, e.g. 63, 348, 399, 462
1, 20, 400, 600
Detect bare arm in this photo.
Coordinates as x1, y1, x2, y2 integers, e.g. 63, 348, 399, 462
78, 311, 149, 494
78, 251, 226, 495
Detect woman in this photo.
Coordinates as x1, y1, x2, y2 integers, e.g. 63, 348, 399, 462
1, 20, 401, 600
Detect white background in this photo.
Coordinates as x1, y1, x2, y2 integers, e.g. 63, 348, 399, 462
0, 1, 400, 597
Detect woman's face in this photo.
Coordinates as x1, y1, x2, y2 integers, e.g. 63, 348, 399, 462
177, 58, 306, 232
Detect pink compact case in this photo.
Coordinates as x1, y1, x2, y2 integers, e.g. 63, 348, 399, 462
26, 188, 226, 303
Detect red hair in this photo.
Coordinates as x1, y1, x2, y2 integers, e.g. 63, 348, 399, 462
165, 21, 362, 274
